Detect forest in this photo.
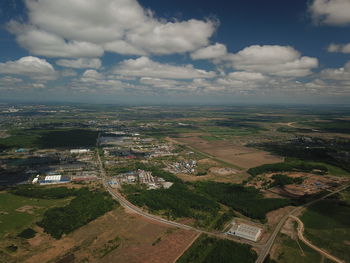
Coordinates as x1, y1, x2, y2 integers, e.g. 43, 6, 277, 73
194, 182, 292, 220
177, 234, 257, 263
10, 185, 77, 199
247, 159, 328, 176
122, 183, 219, 227
38, 188, 116, 238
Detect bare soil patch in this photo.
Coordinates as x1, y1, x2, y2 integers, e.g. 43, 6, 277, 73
175, 136, 282, 169
15, 205, 39, 214
12, 207, 197, 263
175, 172, 248, 184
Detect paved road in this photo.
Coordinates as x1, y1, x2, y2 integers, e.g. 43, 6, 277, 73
289, 215, 345, 263
96, 147, 350, 263
255, 183, 350, 263
96, 150, 260, 248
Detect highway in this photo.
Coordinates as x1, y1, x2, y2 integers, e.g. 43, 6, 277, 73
255, 183, 350, 263
96, 150, 261, 248
96, 148, 350, 263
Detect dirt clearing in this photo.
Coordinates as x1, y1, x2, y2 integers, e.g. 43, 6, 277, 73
10, 207, 197, 263
175, 136, 282, 169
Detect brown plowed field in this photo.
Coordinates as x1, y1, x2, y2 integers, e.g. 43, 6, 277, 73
176, 136, 283, 169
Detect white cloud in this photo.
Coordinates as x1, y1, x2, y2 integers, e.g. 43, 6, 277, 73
228, 45, 318, 77
8, 0, 216, 57
81, 69, 104, 82
328, 43, 350, 53
0, 76, 23, 84
191, 43, 228, 60
216, 71, 269, 91
113, 56, 216, 79
226, 71, 267, 81
0, 56, 58, 81
309, 0, 350, 25
61, 69, 78, 77
320, 61, 350, 81
8, 22, 104, 58
56, 58, 101, 69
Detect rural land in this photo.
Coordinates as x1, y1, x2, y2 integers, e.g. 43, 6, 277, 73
0, 103, 350, 263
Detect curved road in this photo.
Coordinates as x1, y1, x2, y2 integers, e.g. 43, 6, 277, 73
96, 150, 260, 248
289, 215, 345, 263
255, 183, 350, 263
96, 148, 350, 263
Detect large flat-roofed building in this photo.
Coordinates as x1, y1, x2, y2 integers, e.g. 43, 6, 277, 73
45, 175, 61, 181
227, 221, 262, 242
70, 149, 90, 154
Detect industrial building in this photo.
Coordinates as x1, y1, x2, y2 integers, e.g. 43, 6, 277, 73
39, 174, 70, 185
70, 149, 90, 154
45, 175, 61, 181
227, 221, 262, 242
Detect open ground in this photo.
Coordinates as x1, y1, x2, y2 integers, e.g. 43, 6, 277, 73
174, 136, 283, 169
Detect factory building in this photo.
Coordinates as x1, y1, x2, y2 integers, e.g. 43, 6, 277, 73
39, 174, 70, 185
227, 221, 262, 242
70, 149, 90, 154
45, 175, 62, 181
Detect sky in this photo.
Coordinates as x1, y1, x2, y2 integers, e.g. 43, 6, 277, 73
0, 0, 350, 104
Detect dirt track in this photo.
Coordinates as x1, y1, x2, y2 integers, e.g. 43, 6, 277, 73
289, 215, 345, 263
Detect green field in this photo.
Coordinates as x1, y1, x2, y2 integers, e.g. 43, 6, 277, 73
177, 234, 257, 263
0, 192, 71, 238
300, 195, 350, 263
272, 233, 324, 263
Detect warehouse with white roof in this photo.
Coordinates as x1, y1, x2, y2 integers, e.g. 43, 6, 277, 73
227, 221, 262, 242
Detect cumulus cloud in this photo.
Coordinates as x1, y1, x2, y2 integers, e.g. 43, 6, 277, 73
0, 56, 58, 81
8, 0, 216, 57
320, 61, 350, 81
309, 0, 350, 25
113, 56, 216, 79
56, 58, 101, 69
191, 43, 228, 60
216, 71, 269, 91
228, 45, 318, 77
328, 43, 350, 53
8, 22, 104, 58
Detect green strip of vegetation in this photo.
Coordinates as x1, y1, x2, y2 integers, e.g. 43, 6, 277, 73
37, 188, 117, 239
10, 185, 77, 199
211, 209, 235, 231
177, 234, 257, 263
247, 159, 328, 176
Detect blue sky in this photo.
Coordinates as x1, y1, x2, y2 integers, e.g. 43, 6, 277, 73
0, 0, 350, 104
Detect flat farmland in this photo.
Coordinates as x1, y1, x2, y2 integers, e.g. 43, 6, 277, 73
175, 136, 283, 169
3, 207, 198, 263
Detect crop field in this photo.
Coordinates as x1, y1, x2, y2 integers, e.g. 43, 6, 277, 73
175, 136, 283, 169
